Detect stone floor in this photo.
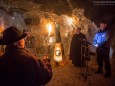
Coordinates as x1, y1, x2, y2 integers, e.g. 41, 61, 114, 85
46, 57, 115, 86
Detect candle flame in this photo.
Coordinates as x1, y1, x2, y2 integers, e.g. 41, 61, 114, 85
47, 23, 52, 36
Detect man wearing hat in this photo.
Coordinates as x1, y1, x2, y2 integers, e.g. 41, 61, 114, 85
93, 20, 111, 78
0, 26, 52, 86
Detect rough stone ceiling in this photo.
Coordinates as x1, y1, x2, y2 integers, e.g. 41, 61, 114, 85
0, 0, 115, 25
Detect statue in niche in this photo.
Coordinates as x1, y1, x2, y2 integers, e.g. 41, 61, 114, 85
55, 22, 61, 42
54, 22, 66, 62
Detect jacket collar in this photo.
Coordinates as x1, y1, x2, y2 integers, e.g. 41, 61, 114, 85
5, 45, 25, 53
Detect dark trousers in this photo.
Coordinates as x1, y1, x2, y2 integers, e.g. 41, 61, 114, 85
96, 47, 111, 75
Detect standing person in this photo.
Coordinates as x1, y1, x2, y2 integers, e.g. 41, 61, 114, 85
0, 26, 52, 86
69, 27, 87, 67
93, 20, 111, 78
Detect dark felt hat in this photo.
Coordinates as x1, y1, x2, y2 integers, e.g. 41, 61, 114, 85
0, 26, 27, 45
100, 20, 108, 24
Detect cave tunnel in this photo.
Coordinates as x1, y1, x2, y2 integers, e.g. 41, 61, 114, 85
0, 0, 115, 86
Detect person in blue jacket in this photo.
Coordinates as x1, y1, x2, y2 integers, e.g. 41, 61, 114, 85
93, 20, 111, 78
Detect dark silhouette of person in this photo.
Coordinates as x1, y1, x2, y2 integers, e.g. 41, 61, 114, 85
0, 26, 52, 86
93, 20, 111, 78
69, 27, 87, 67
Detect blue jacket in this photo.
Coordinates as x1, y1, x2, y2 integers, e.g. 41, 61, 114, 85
93, 29, 109, 47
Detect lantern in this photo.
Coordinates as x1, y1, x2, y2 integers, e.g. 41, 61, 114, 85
54, 43, 63, 62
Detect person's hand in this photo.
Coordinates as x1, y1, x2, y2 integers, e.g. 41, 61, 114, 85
95, 44, 98, 47
43, 55, 48, 59
43, 55, 50, 63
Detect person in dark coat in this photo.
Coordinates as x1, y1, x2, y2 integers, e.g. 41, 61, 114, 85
93, 21, 111, 78
69, 27, 87, 67
0, 26, 52, 86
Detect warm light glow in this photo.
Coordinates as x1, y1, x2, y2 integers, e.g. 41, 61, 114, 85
0, 19, 5, 32
66, 16, 74, 26
68, 18, 73, 25
54, 57, 62, 62
48, 37, 53, 44
47, 23, 52, 36
56, 47, 60, 50
54, 43, 63, 62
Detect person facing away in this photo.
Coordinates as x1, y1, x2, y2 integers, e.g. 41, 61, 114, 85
93, 20, 111, 78
69, 27, 87, 67
0, 26, 52, 86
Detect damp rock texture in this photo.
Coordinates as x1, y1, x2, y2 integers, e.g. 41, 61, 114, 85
0, 0, 115, 86
0, 0, 97, 58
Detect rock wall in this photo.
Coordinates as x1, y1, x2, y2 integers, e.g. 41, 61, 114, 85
0, 8, 97, 59
0, 0, 114, 61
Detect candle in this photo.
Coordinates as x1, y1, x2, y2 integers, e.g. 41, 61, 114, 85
49, 37, 53, 44
45, 23, 53, 57
47, 23, 52, 36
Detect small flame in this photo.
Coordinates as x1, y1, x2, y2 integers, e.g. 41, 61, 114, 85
47, 23, 52, 36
